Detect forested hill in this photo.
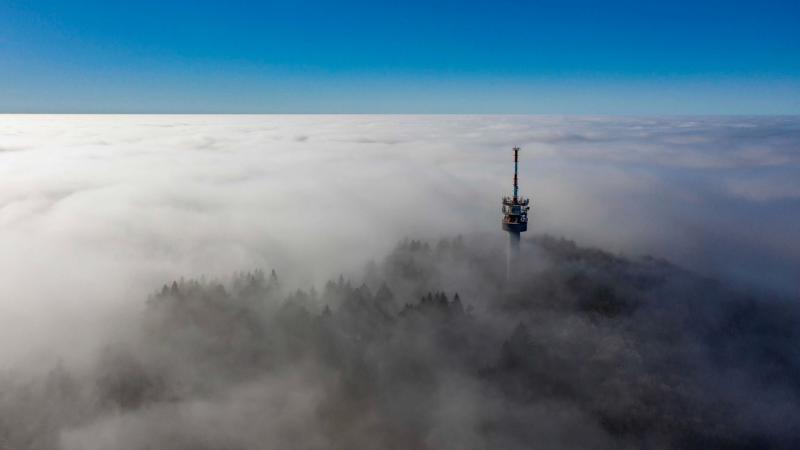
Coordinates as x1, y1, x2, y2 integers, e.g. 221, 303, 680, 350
3, 236, 799, 450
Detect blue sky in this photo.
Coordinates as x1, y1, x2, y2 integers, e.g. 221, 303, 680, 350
0, 0, 798, 113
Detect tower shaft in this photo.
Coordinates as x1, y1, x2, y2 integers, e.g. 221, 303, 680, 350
507, 229, 520, 279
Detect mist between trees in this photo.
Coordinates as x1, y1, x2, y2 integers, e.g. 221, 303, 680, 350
1, 235, 798, 450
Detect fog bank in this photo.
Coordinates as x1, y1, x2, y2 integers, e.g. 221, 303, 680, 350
0, 115, 798, 448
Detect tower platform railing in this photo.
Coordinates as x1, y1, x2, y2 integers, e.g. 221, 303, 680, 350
502, 196, 530, 206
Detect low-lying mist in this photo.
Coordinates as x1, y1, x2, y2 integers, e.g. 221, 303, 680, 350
2, 235, 799, 449
0, 115, 799, 449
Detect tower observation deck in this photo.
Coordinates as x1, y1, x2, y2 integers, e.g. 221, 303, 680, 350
502, 147, 530, 276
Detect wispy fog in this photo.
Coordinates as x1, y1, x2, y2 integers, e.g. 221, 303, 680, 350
0, 115, 798, 449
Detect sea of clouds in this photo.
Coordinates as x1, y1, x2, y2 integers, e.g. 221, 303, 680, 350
0, 114, 798, 368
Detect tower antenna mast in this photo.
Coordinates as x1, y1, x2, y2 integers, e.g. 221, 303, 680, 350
513, 146, 520, 201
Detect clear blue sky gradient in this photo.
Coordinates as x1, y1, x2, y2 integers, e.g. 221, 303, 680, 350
0, 0, 798, 113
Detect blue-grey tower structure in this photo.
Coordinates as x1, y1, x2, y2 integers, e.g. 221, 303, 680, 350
502, 147, 530, 277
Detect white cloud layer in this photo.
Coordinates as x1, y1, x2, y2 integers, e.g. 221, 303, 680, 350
0, 115, 798, 366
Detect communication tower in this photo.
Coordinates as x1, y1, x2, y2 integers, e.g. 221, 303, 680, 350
502, 147, 530, 277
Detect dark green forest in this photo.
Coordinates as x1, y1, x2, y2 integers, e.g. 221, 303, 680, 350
2, 236, 798, 450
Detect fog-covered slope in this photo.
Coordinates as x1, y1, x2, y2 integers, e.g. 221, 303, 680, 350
2, 235, 797, 450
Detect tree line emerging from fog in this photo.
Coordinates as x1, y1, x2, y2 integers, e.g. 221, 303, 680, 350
1, 236, 799, 449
